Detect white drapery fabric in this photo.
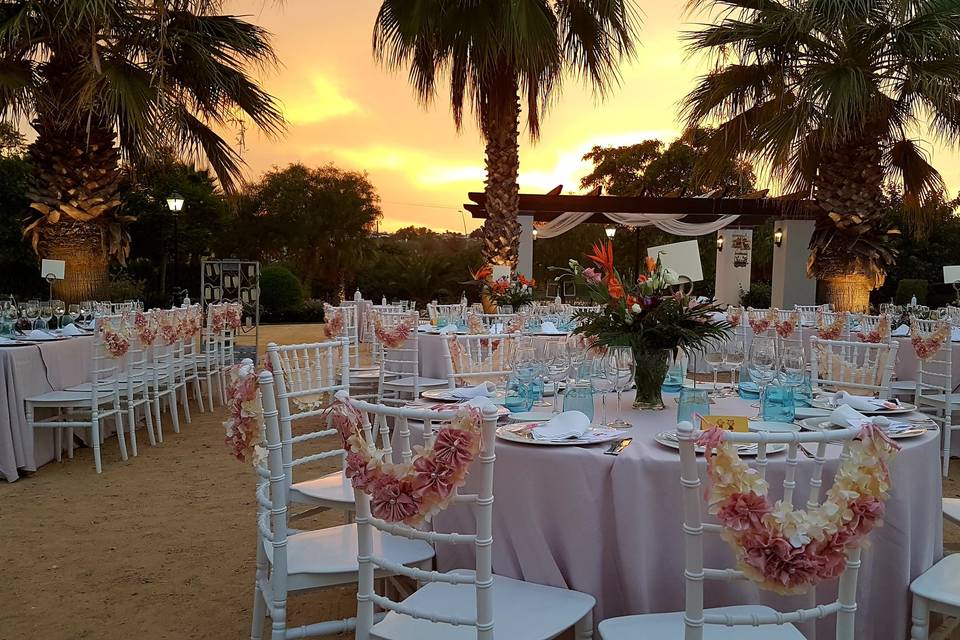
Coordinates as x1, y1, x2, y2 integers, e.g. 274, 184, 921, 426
534, 211, 740, 238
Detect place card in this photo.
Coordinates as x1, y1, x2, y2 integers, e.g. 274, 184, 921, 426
700, 416, 749, 432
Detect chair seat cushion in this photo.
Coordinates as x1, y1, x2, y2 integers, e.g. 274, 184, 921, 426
382, 376, 447, 389
911, 553, 960, 608
370, 569, 594, 640
889, 380, 916, 391
598, 606, 805, 640
263, 523, 433, 576
945, 498, 960, 526
290, 471, 355, 507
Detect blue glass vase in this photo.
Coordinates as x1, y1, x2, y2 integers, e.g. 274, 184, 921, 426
762, 383, 796, 422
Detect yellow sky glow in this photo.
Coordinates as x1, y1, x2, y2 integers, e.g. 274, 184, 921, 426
228, 0, 960, 234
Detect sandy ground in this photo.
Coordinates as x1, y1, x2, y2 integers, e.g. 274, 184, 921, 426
2, 323, 959, 639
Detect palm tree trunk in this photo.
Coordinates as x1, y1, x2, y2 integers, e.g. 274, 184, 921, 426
809, 137, 888, 313
480, 75, 522, 268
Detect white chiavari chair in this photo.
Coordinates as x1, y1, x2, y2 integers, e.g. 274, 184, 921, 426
465, 312, 521, 334
145, 309, 181, 441
598, 421, 882, 640
66, 311, 156, 456
443, 334, 518, 388
196, 304, 225, 411
179, 305, 206, 414
850, 313, 892, 343
809, 336, 898, 398
375, 311, 447, 405
795, 304, 829, 328
349, 397, 595, 640
370, 307, 411, 366
26, 314, 127, 473
251, 374, 435, 640
160, 309, 193, 425
267, 339, 356, 518
774, 308, 802, 349
428, 303, 467, 325
909, 493, 960, 638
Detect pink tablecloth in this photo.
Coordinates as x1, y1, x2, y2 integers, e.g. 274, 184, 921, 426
405, 392, 942, 640
0, 337, 93, 481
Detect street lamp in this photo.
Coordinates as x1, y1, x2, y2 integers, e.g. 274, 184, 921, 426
605, 225, 617, 239
167, 193, 184, 301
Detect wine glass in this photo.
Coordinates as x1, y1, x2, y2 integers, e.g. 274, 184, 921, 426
604, 346, 635, 429
747, 336, 778, 420
52, 299, 65, 329
781, 346, 806, 387
79, 300, 93, 323
23, 299, 40, 330
544, 341, 571, 413
703, 342, 725, 395
589, 357, 613, 426
723, 336, 745, 391
39, 300, 53, 331
68, 304, 80, 326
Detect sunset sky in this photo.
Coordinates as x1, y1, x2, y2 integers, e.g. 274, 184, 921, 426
228, 0, 960, 233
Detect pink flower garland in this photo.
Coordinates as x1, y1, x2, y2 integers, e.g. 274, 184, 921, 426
698, 425, 899, 595
323, 304, 344, 339
816, 311, 845, 340
775, 310, 798, 339
327, 393, 482, 526
225, 303, 242, 330
99, 323, 130, 359
223, 362, 266, 464
747, 309, 774, 335
133, 311, 157, 346
726, 306, 743, 328
855, 315, 890, 344
210, 307, 226, 333
374, 315, 415, 348
911, 320, 950, 360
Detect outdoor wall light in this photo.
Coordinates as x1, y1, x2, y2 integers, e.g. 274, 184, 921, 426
166, 192, 185, 213
716, 234, 724, 252
532, 228, 538, 239
605, 225, 616, 239
774, 227, 784, 247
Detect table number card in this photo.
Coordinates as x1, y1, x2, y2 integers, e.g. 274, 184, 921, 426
700, 416, 749, 432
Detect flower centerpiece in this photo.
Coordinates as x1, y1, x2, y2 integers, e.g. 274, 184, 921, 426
554, 241, 731, 410
469, 265, 535, 312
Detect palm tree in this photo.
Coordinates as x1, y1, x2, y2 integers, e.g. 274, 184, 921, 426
0, 0, 283, 301
682, 0, 960, 311
373, 0, 639, 269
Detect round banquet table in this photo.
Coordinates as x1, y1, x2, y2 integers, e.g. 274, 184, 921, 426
402, 390, 943, 640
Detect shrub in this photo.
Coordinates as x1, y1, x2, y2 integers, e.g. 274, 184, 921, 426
108, 272, 146, 302
260, 266, 303, 314
739, 282, 771, 308
894, 279, 928, 305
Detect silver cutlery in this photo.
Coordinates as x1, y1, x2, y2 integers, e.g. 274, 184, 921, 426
604, 438, 633, 456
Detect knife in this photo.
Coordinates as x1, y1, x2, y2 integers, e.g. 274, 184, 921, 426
604, 438, 633, 456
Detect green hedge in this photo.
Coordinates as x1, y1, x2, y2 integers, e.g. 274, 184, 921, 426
260, 266, 304, 314
894, 279, 928, 305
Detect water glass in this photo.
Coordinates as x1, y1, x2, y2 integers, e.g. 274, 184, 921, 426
677, 387, 710, 427
724, 336, 745, 389
748, 336, 778, 419
605, 347, 635, 429
793, 373, 813, 407
504, 375, 534, 413
23, 299, 40, 329
563, 379, 595, 423
762, 383, 796, 422
662, 350, 687, 391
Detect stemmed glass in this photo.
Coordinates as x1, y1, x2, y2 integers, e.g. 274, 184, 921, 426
23, 299, 40, 330
39, 301, 53, 331
747, 336, 778, 420
724, 336, 745, 391
703, 342, 725, 395
0, 299, 16, 336
604, 346, 635, 429
590, 357, 613, 426
68, 304, 80, 326
543, 341, 571, 413
80, 300, 93, 323
781, 347, 806, 387
52, 299, 65, 329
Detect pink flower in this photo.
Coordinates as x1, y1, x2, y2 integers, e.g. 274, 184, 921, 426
345, 451, 373, 490
411, 455, 457, 498
371, 476, 423, 522
814, 536, 851, 579
582, 268, 602, 284
716, 492, 772, 532
840, 497, 885, 540
433, 428, 476, 467
741, 531, 821, 591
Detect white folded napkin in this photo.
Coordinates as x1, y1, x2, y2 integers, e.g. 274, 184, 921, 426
452, 381, 496, 399
539, 321, 560, 334
418, 323, 432, 332
532, 411, 591, 441
829, 404, 869, 428
60, 323, 85, 336
438, 324, 458, 334
832, 390, 895, 411
891, 324, 910, 336
465, 396, 496, 412
23, 329, 53, 340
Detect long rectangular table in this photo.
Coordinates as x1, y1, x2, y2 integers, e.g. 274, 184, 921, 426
0, 337, 93, 481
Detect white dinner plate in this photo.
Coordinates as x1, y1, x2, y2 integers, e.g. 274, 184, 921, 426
798, 417, 931, 439
496, 423, 623, 446
15, 334, 69, 342
507, 411, 555, 423
654, 431, 787, 456
794, 406, 831, 419
411, 400, 511, 418
810, 398, 917, 415
421, 389, 482, 402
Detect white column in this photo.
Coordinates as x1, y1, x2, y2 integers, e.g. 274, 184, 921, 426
714, 229, 752, 306
518, 215, 534, 278
771, 219, 816, 308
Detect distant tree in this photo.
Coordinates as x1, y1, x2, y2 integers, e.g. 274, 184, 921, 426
0, 154, 42, 298
240, 164, 382, 297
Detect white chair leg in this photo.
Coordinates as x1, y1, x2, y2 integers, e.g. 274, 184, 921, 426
575, 611, 594, 639
250, 586, 266, 640
271, 598, 286, 640
168, 392, 180, 435
127, 404, 138, 457
912, 594, 930, 640
55, 425, 62, 462
192, 376, 204, 413
67, 426, 74, 458
113, 398, 128, 461
143, 400, 156, 446
180, 383, 192, 424
942, 413, 952, 477
206, 375, 216, 412
91, 420, 102, 474
153, 391, 164, 443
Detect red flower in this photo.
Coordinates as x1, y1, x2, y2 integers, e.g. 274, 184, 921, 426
433, 428, 476, 467
607, 276, 625, 300
345, 451, 373, 491
637, 274, 647, 283
518, 274, 535, 287
645, 255, 656, 273
470, 265, 493, 282
587, 241, 616, 275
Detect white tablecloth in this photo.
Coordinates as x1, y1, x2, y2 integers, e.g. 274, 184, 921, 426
0, 337, 93, 481
403, 391, 942, 640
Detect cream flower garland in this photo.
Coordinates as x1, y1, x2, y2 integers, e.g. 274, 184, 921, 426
323, 303, 344, 339
374, 315, 415, 348
327, 393, 482, 526
911, 319, 950, 360
223, 361, 267, 466
698, 425, 899, 595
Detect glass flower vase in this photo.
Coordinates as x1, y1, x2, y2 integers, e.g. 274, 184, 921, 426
633, 348, 670, 410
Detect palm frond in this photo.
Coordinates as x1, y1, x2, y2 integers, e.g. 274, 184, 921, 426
885, 138, 946, 236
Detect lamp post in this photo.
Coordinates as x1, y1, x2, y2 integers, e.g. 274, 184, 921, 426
605, 225, 617, 239
166, 192, 184, 303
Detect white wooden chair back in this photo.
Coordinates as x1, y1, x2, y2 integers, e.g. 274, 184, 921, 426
852, 313, 892, 343
809, 337, 898, 397
676, 420, 875, 640
428, 303, 466, 324
465, 311, 522, 334
945, 305, 960, 326
774, 308, 803, 348
349, 397, 500, 640
370, 307, 412, 364
444, 334, 518, 387
92, 314, 124, 399
374, 311, 423, 404
796, 304, 829, 327
267, 339, 350, 491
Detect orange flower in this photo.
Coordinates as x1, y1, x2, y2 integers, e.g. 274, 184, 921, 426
637, 274, 647, 283
607, 276, 625, 300
587, 241, 616, 275
470, 265, 492, 282
644, 255, 656, 273
626, 294, 639, 308
518, 274, 535, 287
